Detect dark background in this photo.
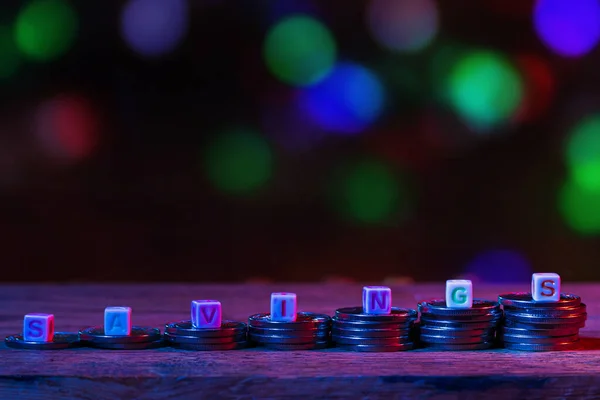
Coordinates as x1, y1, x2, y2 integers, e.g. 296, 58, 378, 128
1, 0, 599, 282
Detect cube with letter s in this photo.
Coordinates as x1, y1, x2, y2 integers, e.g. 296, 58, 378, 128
531, 273, 560, 302
23, 313, 54, 342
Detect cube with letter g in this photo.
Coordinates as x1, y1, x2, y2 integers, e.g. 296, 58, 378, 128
23, 313, 54, 342
362, 286, 392, 314
104, 306, 132, 336
532, 273, 560, 302
446, 280, 473, 308
191, 300, 222, 329
271, 292, 297, 322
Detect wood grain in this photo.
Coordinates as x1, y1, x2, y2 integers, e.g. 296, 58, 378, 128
1, 283, 599, 399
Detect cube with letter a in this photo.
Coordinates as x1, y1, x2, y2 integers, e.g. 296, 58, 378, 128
104, 306, 132, 336
362, 286, 392, 314
446, 280, 473, 308
191, 300, 222, 329
271, 292, 297, 322
23, 313, 54, 342
532, 273, 561, 302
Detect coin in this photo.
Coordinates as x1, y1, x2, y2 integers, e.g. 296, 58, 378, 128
419, 313, 501, 323
419, 335, 494, 345
502, 304, 586, 316
88, 339, 166, 350
420, 327, 494, 337
336, 342, 415, 352
332, 327, 412, 338
261, 341, 329, 350
165, 321, 247, 338
421, 341, 495, 350
249, 332, 329, 344
417, 319, 499, 330
498, 293, 581, 308
418, 299, 501, 316
248, 312, 331, 329
502, 341, 580, 352
499, 326, 580, 337
4, 333, 82, 350
169, 341, 249, 351
503, 318, 585, 330
499, 334, 579, 345
248, 326, 329, 337
332, 317, 413, 330
164, 332, 246, 344
335, 307, 417, 323
332, 335, 411, 346
79, 326, 162, 344
503, 313, 587, 325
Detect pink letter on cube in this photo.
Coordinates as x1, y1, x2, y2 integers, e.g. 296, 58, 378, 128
271, 292, 297, 322
362, 286, 392, 314
104, 306, 132, 336
191, 300, 222, 328
23, 313, 54, 342
532, 273, 561, 302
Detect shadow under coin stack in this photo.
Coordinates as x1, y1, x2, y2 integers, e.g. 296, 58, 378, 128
418, 300, 501, 350
165, 300, 248, 350
498, 293, 586, 351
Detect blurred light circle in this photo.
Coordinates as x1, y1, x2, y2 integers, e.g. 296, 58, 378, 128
0, 26, 20, 79
14, 0, 78, 62
465, 249, 532, 283
447, 50, 523, 131
566, 115, 600, 191
204, 128, 272, 195
263, 15, 336, 86
534, 0, 600, 57
367, 0, 438, 53
298, 62, 385, 134
558, 179, 600, 235
513, 54, 555, 123
121, 0, 188, 58
35, 94, 98, 162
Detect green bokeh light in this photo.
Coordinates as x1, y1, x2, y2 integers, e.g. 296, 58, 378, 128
205, 128, 272, 195
447, 50, 523, 130
15, 0, 78, 61
263, 15, 336, 86
337, 160, 402, 224
0, 26, 20, 79
558, 179, 600, 235
566, 115, 600, 190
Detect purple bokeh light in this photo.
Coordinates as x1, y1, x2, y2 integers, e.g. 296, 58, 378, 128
464, 249, 532, 283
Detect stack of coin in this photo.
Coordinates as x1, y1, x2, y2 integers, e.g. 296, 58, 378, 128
248, 312, 331, 350
332, 306, 418, 352
498, 293, 586, 351
79, 326, 164, 349
164, 320, 248, 350
418, 299, 501, 350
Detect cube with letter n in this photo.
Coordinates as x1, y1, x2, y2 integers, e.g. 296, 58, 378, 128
191, 300, 222, 329
23, 313, 54, 342
104, 306, 132, 336
446, 280, 473, 308
532, 273, 560, 302
362, 286, 392, 314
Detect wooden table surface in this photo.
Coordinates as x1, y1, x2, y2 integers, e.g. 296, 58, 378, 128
1, 282, 599, 399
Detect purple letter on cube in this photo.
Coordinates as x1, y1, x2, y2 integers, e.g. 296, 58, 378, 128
104, 306, 132, 336
191, 300, 222, 329
362, 286, 392, 315
270, 292, 297, 322
23, 313, 54, 342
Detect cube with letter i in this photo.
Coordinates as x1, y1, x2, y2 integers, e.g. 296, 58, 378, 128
362, 286, 392, 314
271, 292, 297, 322
531, 273, 561, 302
191, 300, 222, 329
104, 306, 132, 336
23, 313, 54, 342
446, 280, 473, 308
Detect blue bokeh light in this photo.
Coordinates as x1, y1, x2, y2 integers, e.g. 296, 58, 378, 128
534, 0, 600, 57
121, 0, 189, 58
464, 249, 532, 283
298, 62, 385, 135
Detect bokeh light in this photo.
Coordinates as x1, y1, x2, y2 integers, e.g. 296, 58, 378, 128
298, 62, 385, 134
464, 249, 532, 283
565, 115, 600, 191
447, 50, 523, 131
558, 179, 600, 235
204, 128, 272, 195
367, 0, 439, 53
14, 0, 78, 62
534, 0, 600, 57
513, 54, 555, 123
121, 0, 189, 58
34, 94, 98, 162
263, 15, 336, 86
0, 26, 20, 79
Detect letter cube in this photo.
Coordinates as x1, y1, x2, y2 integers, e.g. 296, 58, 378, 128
531, 273, 561, 302
270, 292, 297, 322
104, 306, 132, 336
191, 300, 222, 329
446, 280, 473, 308
23, 313, 54, 342
362, 286, 392, 314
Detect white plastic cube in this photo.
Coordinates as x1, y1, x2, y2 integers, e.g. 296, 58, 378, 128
362, 286, 392, 314
270, 292, 297, 322
104, 306, 132, 336
445, 280, 473, 308
191, 300, 222, 329
23, 313, 54, 342
531, 273, 561, 302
